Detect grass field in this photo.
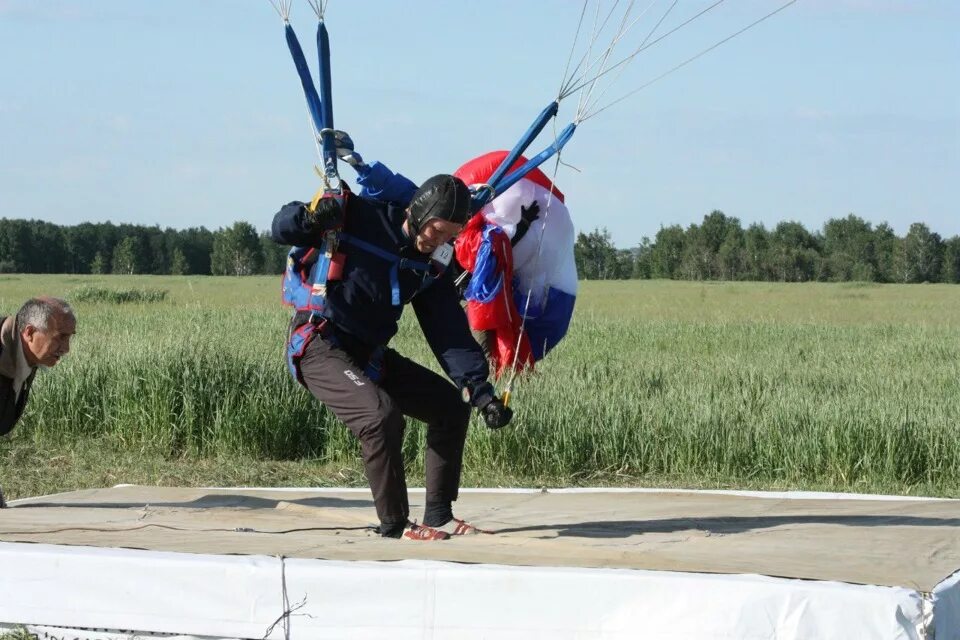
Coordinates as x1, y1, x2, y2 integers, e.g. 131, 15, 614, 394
1, 274, 959, 500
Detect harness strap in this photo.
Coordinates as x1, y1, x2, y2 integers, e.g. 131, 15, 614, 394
340, 234, 433, 306
286, 317, 386, 385
283, 229, 446, 382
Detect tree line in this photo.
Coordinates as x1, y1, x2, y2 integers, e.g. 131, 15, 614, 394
0, 219, 287, 276
575, 212, 960, 283
2, 212, 958, 283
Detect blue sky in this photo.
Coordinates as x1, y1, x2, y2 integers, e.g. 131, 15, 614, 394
1, 0, 957, 247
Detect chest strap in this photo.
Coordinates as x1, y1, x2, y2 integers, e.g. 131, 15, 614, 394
340, 234, 435, 306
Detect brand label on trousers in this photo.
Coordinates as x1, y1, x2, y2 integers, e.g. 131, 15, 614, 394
343, 369, 365, 386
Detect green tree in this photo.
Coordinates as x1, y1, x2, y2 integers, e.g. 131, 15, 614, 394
35, 222, 68, 273
679, 224, 710, 280
111, 236, 141, 275
896, 222, 943, 283
181, 227, 215, 275
821, 214, 876, 282
700, 211, 740, 253
146, 228, 168, 274
90, 252, 107, 274
612, 248, 635, 279
0, 220, 16, 271
170, 248, 189, 275
631, 237, 653, 279
211, 222, 264, 276
574, 228, 619, 280
770, 221, 819, 282
65, 223, 101, 274
717, 228, 745, 281
941, 236, 960, 284
873, 223, 898, 283
260, 232, 288, 275
743, 223, 771, 281
677, 211, 743, 280
0, 219, 33, 272
650, 225, 685, 279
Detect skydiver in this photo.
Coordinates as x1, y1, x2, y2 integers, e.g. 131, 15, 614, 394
271, 163, 513, 541
331, 132, 542, 363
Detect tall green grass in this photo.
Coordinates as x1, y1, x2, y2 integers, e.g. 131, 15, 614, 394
70, 285, 168, 304
2, 276, 959, 492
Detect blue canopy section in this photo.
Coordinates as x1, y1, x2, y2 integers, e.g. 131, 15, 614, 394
515, 286, 576, 361
464, 225, 507, 305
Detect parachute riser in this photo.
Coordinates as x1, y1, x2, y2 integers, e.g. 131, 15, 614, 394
495, 123, 576, 199
278, 14, 342, 194
284, 24, 324, 134
470, 101, 560, 211
316, 20, 339, 186
469, 121, 576, 214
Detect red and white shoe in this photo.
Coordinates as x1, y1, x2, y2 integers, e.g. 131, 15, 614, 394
436, 517, 493, 536
401, 522, 450, 541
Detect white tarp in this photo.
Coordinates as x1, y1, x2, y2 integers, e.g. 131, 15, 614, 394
935, 570, 960, 640
0, 542, 942, 640
2, 486, 959, 639
284, 559, 928, 640
0, 624, 231, 640
0, 543, 283, 639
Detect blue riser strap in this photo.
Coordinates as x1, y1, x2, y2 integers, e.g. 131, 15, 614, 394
316, 21, 338, 180
471, 101, 560, 211
284, 24, 324, 134
493, 123, 577, 197
488, 101, 559, 189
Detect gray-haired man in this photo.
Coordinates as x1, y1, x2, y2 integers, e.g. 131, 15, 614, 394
0, 297, 76, 507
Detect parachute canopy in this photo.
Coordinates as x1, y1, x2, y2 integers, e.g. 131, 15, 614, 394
455, 151, 578, 372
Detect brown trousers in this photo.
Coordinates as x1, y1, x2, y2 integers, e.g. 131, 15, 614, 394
297, 331, 471, 527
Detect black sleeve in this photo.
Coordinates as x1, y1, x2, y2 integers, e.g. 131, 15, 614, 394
412, 274, 490, 391
512, 218, 532, 246
270, 202, 323, 246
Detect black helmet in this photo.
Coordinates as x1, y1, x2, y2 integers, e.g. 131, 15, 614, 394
406, 174, 471, 235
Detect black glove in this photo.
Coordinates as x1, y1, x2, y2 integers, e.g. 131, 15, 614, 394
330, 129, 364, 168
512, 200, 540, 246
480, 397, 513, 430
305, 193, 345, 231
520, 200, 540, 223
462, 382, 513, 430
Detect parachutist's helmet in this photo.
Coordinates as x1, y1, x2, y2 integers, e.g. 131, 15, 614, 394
406, 174, 471, 235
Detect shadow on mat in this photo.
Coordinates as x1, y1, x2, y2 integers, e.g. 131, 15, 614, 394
497, 514, 960, 538
13, 493, 374, 510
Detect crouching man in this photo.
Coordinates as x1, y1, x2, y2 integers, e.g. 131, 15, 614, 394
1, 297, 76, 508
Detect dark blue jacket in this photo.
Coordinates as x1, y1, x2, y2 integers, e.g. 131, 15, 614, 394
271, 194, 490, 392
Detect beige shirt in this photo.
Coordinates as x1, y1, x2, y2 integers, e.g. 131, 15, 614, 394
11, 334, 35, 399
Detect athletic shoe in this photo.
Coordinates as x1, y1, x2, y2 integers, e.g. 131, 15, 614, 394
401, 522, 450, 541
436, 517, 493, 536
